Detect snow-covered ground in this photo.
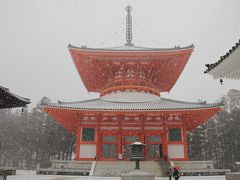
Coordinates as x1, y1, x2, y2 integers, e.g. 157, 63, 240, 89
7, 170, 226, 180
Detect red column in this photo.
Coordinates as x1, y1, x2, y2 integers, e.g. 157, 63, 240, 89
140, 115, 146, 159
118, 115, 123, 160
162, 116, 168, 159
182, 126, 189, 160
96, 115, 101, 160
76, 123, 81, 160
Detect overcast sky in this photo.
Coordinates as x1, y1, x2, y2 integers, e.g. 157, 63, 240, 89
1, 0, 240, 108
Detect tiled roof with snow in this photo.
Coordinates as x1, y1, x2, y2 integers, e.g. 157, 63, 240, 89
205, 39, 240, 79
0, 85, 31, 109
68, 44, 194, 52
43, 97, 222, 111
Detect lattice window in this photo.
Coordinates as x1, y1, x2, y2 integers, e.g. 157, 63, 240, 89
123, 144, 131, 159
111, 117, 117, 121
103, 136, 116, 142
82, 128, 95, 141
155, 117, 161, 121
114, 70, 122, 79
124, 136, 138, 142
126, 69, 135, 78
139, 70, 147, 79
90, 117, 96, 121
83, 116, 89, 121
134, 117, 140, 121
102, 117, 108, 121
147, 144, 162, 159
147, 136, 161, 142
169, 128, 181, 142
102, 144, 117, 158
124, 117, 130, 121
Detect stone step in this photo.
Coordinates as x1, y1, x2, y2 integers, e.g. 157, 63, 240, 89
50, 160, 92, 170
93, 161, 164, 177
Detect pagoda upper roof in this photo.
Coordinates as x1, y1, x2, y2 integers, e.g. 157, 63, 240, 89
205, 39, 240, 79
43, 96, 222, 111
0, 85, 31, 109
68, 44, 194, 93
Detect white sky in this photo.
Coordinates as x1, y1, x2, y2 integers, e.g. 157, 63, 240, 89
0, 0, 240, 108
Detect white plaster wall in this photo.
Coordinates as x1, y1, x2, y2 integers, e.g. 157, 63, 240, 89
80, 144, 96, 158
101, 92, 160, 102
168, 144, 184, 158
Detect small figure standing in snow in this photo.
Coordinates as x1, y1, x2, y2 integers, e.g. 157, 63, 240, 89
167, 167, 173, 180
173, 167, 180, 180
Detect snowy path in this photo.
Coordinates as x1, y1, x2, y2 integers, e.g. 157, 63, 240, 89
7, 170, 226, 180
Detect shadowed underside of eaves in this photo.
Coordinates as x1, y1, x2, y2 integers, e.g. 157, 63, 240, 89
0, 85, 31, 109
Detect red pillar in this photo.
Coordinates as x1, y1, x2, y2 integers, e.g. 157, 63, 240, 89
96, 115, 101, 160
76, 124, 81, 160
182, 126, 189, 160
162, 118, 168, 159
118, 116, 123, 160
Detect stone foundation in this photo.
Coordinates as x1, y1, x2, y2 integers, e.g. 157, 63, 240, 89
37, 160, 92, 176
121, 170, 154, 180
225, 172, 240, 180
173, 161, 231, 176
93, 161, 164, 176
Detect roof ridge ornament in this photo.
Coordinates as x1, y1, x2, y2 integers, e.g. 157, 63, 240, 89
125, 5, 134, 46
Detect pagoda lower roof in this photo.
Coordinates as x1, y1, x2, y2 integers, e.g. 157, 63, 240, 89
0, 85, 31, 109
43, 97, 222, 111
205, 39, 240, 79
43, 96, 223, 132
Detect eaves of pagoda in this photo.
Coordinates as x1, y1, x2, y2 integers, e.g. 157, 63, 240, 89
43, 97, 223, 133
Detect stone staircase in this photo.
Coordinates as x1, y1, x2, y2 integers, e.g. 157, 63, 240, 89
158, 160, 171, 176
93, 161, 164, 176
37, 160, 231, 177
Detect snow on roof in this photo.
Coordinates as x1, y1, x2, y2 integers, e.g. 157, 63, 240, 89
68, 44, 194, 52
205, 39, 240, 79
43, 96, 223, 111
0, 85, 31, 109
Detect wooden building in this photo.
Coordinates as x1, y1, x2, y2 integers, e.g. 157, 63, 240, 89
0, 86, 30, 109
43, 6, 222, 161
205, 39, 240, 79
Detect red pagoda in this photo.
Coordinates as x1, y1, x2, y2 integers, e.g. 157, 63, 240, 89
43, 6, 222, 161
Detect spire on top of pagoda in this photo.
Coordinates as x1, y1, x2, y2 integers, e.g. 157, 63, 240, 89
125, 5, 133, 46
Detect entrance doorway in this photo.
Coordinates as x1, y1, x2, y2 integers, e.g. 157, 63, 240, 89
147, 144, 162, 159
102, 144, 117, 159
123, 136, 139, 159
101, 135, 117, 159
146, 135, 162, 160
